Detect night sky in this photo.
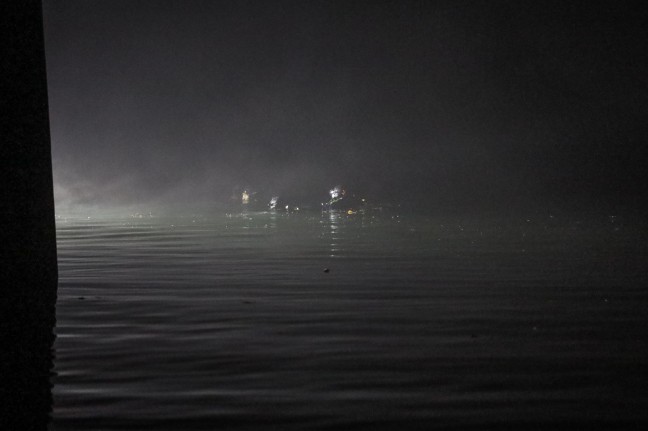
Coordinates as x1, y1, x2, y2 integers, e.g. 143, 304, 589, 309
43, 0, 648, 213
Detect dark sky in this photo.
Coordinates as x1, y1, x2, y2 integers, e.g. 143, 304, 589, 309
43, 0, 648, 213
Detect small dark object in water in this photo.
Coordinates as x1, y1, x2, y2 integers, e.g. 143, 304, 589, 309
323, 268, 330, 273
78, 297, 85, 300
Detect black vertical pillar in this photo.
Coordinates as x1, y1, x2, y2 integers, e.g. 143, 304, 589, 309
0, 1, 58, 429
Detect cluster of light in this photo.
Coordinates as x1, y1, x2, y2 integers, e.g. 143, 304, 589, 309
269, 196, 278, 209
330, 186, 345, 200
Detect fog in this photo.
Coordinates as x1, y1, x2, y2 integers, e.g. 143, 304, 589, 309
43, 0, 647, 215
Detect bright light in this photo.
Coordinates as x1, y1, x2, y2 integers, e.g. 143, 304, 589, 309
330, 185, 342, 200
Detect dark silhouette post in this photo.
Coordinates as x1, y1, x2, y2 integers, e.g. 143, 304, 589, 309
0, 1, 58, 429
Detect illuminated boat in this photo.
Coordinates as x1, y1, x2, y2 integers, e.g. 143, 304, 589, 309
322, 185, 367, 213
321, 186, 344, 211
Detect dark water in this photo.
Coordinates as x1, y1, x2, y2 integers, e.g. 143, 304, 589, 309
52, 211, 648, 430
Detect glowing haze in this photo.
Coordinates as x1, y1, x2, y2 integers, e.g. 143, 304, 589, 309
43, 0, 647, 215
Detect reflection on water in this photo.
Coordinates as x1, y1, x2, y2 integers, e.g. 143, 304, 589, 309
326, 211, 341, 258
52, 212, 648, 430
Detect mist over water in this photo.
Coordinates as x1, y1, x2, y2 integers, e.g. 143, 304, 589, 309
43, 2, 648, 428
52, 210, 648, 430
44, 1, 648, 215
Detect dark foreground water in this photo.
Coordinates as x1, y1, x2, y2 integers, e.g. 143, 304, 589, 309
52, 211, 648, 430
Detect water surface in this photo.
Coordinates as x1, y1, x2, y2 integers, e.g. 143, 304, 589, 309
52, 211, 648, 430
